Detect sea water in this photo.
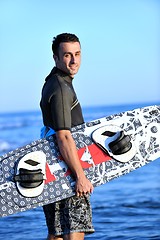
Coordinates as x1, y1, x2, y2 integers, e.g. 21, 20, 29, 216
0, 103, 160, 240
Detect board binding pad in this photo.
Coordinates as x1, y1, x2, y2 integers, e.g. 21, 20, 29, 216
0, 105, 160, 217
92, 124, 137, 163
14, 151, 46, 198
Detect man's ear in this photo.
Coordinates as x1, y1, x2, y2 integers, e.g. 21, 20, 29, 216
53, 54, 58, 63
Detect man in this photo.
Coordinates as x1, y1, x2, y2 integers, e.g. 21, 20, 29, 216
40, 33, 94, 240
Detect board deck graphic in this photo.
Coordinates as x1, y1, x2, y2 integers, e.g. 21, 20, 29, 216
0, 105, 160, 217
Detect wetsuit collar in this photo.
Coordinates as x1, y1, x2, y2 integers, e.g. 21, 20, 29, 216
51, 67, 73, 83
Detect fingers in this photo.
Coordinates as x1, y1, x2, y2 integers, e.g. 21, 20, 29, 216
90, 184, 94, 194
76, 191, 84, 197
76, 190, 90, 197
76, 186, 94, 197
75, 176, 94, 197
76, 191, 90, 197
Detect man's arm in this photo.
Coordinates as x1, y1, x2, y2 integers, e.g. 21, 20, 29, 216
56, 129, 94, 197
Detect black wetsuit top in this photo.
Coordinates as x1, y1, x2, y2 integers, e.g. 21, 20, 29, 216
40, 67, 84, 131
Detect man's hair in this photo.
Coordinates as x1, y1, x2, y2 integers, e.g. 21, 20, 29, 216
52, 33, 80, 57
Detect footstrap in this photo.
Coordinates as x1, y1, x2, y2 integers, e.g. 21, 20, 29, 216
14, 168, 44, 188
92, 125, 137, 163
108, 131, 132, 155
102, 131, 132, 155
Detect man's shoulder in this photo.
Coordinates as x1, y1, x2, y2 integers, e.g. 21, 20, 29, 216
45, 68, 57, 82
43, 68, 73, 98
45, 74, 67, 91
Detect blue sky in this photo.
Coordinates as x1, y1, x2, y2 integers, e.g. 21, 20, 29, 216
0, 0, 159, 113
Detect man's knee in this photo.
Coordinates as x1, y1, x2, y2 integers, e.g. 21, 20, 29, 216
63, 232, 85, 240
47, 234, 63, 240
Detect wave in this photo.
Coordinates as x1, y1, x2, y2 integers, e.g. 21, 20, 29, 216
0, 140, 11, 153
0, 111, 42, 131
0, 122, 27, 130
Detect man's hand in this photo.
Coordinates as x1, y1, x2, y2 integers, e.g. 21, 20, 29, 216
75, 175, 94, 197
56, 130, 94, 197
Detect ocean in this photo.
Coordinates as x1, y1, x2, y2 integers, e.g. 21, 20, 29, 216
0, 103, 160, 240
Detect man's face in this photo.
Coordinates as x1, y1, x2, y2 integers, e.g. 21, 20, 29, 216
54, 41, 81, 78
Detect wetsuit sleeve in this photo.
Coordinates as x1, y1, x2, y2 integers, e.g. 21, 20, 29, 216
50, 82, 73, 131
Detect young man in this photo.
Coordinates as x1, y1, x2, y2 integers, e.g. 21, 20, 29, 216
40, 33, 94, 240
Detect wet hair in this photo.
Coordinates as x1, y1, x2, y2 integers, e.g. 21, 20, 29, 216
52, 33, 80, 57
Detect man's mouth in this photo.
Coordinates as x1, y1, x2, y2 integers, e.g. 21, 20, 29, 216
70, 65, 77, 70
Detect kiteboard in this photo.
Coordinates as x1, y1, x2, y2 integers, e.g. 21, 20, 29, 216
0, 105, 160, 217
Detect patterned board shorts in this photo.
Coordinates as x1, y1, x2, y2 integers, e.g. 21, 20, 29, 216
43, 194, 95, 236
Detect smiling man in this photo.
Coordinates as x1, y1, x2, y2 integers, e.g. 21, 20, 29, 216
54, 41, 81, 77
40, 33, 94, 240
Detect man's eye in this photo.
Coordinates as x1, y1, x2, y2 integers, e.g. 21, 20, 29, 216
64, 54, 70, 58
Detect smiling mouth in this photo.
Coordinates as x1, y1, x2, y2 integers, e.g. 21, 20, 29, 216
70, 66, 77, 71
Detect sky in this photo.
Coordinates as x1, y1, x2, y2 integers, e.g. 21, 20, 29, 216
0, 0, 159, 113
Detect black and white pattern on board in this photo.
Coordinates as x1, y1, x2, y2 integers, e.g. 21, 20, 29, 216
0, 105, 160, 217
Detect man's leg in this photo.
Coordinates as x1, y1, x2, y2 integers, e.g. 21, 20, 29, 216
47, 234, 63, 240
44, 196, 94, 240
63, 232, 85, 240
43, 203, 61, 240
47, 232, 84, 240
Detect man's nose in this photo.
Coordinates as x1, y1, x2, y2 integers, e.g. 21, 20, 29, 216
71, 55, 76, 64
